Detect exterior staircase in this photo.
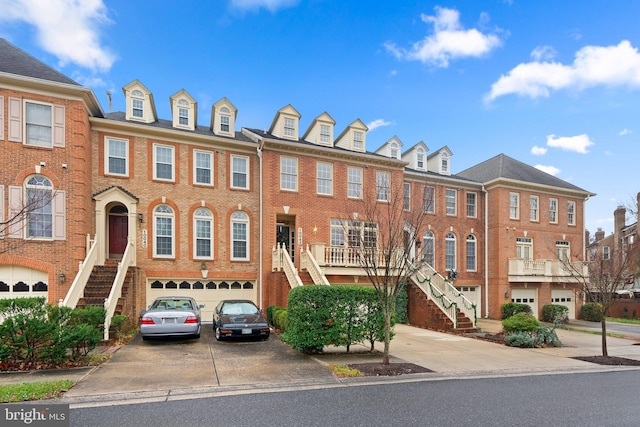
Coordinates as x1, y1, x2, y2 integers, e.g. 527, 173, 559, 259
76, 261, 129, 316
298, 271, 315, 286
407, 283, 478, 334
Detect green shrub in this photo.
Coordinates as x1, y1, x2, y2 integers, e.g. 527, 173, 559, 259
501, 302, 532, 319
266, 306, 278, 325
504, 332, 534, 347
502, 312, 540, 333
541, 304, 569, 324
272, 307, 288, 331
580, 302, 604, 322
110, 314, 127, 341
395, 282, 408, 324
533, 326, 561, 347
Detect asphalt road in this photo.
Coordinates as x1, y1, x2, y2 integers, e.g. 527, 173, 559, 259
70, 370, 640, 427
569, 319, 640, 340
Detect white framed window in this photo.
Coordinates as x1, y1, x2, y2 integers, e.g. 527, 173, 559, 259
220, 115, 230, 133
466, 192, 477, 218
284, 117, 295, 137
403, 182, 411, 211
446, 189, 457, 215
423, 231, 435, 267
441, 154, 449, 173
320, 125, 330, 143
423, 186, 435, 213
194, 208, 213, 259
194, 150, 213, 186
330, 219, 345, 247
390, 142, 399, 159
376, 171, 390, 202
105, 137, 128, 176
131, 90, 144, 118
417, 149, 425, 169
516, 237, 533, 260
348, 166, 362, 198
556, 240, 570, 262
153, 144, 174, 181
509, 192, 520, 220
153, 205, 174, 258
25, 101, 52, 147
231, 211, 249, 260
353, 131, 363, 150
445, 232, 456, 271
530, 196, 539, 222
231, 155, 249, 189
603, 246, 610, 260
26, 175, 53, 239
549, 198, 558, 224
466, 234, 477, 271
317, 162, 333, 195
280, 156, 298, 191
178, 107, 189, 126
567, 201, 576, 225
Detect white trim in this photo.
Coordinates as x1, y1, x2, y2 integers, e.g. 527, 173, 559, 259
193, 149, 213, 186
193, 207, 214, 260
104, 136, 129, 177
230, 154, 249, 189
153, 143, 175, 182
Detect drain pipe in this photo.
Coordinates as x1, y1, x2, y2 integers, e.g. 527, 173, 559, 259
483, 185, 489, 318
257, 138, 264, 307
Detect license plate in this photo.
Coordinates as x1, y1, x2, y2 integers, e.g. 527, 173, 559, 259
241, 328, 252, 334
163, 318, 176, 324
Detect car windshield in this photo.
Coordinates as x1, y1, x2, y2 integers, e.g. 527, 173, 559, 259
221, 302, 259, 315
150, 299, 194, 311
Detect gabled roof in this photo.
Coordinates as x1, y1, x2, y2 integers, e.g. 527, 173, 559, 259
427, 145, 452, 159
268, 104, 301, 134
0, 38, 79, 86
301, 111, 335, 141
457, 153, 593, 194
334, 118, 368, 142
402, 140, 428, 156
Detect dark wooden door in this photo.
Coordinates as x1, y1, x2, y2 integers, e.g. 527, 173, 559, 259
109, 215, 128, 256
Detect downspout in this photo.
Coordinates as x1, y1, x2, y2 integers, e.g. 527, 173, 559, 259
483, 185, 489, 318
257, 139, 264, 307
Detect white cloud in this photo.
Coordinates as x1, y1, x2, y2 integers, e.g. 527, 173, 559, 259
530, 46, 556, 62
531, 146, 547, 155
485, 40, 640, 102
619, 128, 632, 135
535, 164, 560, 176
0, 0, 114, 72
367, 119, 393, 131
384, 6, 502, 67
229, 0, 299, 12
546, 134, 594, 154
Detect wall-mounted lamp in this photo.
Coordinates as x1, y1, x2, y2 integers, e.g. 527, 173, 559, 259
200, 262, 208, 279
137, 213, 143, 223
504, 291, 510, 299
313, 225, 318, 235
353, 212, 358, 220
59, 271, 65, 283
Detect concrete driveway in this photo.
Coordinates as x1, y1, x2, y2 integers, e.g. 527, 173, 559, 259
64, 326, 336, 398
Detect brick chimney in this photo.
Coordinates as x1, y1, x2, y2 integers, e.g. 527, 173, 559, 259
594, 228, 605, 242
614, 205, 626, 233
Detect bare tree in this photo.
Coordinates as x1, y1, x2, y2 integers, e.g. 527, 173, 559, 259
342, 178, 428, 364
1, 187, 56, 255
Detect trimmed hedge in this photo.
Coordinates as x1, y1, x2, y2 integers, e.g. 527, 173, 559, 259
580, 302, 604, 322
282, 286, 390, 354
502, 312, 540, 333
266, 305, 288, 332
501, 302, 532, 319
541, 304, 569, 324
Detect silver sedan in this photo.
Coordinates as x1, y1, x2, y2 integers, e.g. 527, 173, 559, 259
140, 296, 203, 340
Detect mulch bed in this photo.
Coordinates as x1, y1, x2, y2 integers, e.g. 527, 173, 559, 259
347, 362, 432, 376
571, 356, 640, 366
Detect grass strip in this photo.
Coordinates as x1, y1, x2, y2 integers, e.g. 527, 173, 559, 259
0, 380, 75, 403
327, 364, 362, 378
606, 317, 640, 325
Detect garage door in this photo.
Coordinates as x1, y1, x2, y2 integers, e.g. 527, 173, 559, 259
456, 285, 481, 313
0, 265, 48, 300
511, 288, 538, 318
147, 279, 257, 322
552, 289, 575, 319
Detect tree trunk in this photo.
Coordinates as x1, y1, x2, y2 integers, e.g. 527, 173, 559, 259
601, 318, 608, 357
382, 307, 391, 365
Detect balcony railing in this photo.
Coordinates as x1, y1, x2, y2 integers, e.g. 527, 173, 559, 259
508, 258, 588, 283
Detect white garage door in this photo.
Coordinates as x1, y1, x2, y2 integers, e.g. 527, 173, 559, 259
552, 289, 575, 319
0, 265, 48, 300
456, 285, 481, 314
147, 279, 257, 322
511, 288, 538, 318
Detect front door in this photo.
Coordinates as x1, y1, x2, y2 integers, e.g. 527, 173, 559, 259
108, 212, 128, 258
276, 224, 294, 262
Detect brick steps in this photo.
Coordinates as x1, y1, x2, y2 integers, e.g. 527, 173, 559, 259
299, 271, 315, 285
76, 264, 132, 316
407, 283, 478, 333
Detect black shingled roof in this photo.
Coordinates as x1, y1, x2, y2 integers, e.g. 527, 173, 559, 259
0, 38, 79, 86
457, 153, 591, 193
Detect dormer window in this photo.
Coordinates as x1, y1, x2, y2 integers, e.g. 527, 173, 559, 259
220, 107, 230, 132
284, 118, 295, 137
442, 154, 449, 173
132, 90, 144, 118
320, 125, 330, 143
353, 131, 363, 150
390, 142, 399, 159
417, 149, 425, 169
211, 99, 237, 136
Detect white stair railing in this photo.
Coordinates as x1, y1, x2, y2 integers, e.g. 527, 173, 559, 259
300, 245, 330, 286
276, 243, 303, 288
61, 234, 98, 308
103, 240, 135, 340
419, 263, 477, 327
410, 267, 458, 327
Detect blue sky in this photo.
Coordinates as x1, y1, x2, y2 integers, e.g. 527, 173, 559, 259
1, 0, 639, 236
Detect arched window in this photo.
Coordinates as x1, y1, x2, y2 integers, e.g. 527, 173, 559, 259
154, 205, 174, 257
466, 234, 476, 271
26, 175, 53, 238
231, 211, 249, 260
445, 232, 456, 271
423, 231, 435, 268
194, 208, 213, 259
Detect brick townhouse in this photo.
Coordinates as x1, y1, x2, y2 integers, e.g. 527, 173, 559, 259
1, 38, 594, 334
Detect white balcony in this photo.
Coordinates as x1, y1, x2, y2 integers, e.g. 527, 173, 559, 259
508, 258, 588, 283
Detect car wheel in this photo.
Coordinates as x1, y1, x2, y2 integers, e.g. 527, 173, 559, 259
215, 327, 222, 341
141, 336, 149, 341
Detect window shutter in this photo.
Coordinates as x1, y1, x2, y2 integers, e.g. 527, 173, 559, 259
0, 96, 4, 140
52, 105, 65, 148
8, 97, 22, 142
0, 185, 4, 237
8, 185, 23, 238
53, 190, 66, 240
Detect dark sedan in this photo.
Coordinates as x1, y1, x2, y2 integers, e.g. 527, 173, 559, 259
213, 299, 270, 341
140, 296, 203, 340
